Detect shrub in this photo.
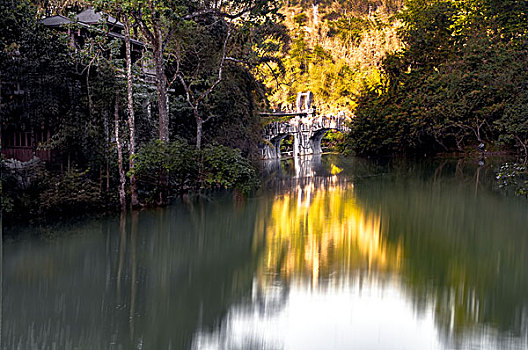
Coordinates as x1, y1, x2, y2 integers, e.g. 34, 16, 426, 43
39, 168, 103, 215
133, 140, 260, 201
132, 139, 198, 203
201, 144, 260, 195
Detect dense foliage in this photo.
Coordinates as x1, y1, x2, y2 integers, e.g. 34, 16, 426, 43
347, 0, 528, 160
132, 139, 259, 203
258, 0, 403, 114
1, 0, 275, 221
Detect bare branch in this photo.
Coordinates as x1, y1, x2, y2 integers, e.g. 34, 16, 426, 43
167, 49, 182, 89
195, 25, 231, 106
163, 23, 175, 51
133, 5, 156, 45
203, 114, 218, 123
80, 52, 98, 75
225, 56, 247, 64
178, 72, 196, 108
264, 60, 281, 89
183, 7, 251, 21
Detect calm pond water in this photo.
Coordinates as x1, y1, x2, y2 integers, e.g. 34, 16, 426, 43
3, 155, 528, 349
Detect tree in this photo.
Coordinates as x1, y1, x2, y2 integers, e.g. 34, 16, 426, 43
121, 0, 280, 150
346, 0, 528, 158
123, 15, 140, 207
114, 92, 126, 209
175, 1, 282, 149
173, 21, 231, 150
126, 0, 177, 144
32, 0, 88, 16
92, 0, 140, 207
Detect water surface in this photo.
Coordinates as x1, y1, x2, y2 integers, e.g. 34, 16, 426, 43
3, 156, 528, 349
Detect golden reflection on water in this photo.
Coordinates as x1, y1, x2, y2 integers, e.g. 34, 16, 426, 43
254, 176, 403, 287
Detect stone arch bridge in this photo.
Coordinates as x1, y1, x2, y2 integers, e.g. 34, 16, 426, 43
261, 92, 350, 159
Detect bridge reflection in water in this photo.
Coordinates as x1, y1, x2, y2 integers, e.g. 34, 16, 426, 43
195, 157, 422, 350
254, 165, 403, 289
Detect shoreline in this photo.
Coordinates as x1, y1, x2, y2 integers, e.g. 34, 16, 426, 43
3, 152, 525, 231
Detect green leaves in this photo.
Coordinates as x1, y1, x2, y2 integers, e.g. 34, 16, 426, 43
201, 144, 259, 194
346, 0, 528, 158
39, 167, 103, 214
327, 16, 367, 45
133, 139, 259, 202
132, 139, 196, 195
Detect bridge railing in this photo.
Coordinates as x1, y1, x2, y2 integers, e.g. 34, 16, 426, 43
264, 115, 350, 137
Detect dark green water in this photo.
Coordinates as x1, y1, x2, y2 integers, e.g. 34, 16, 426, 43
3, 155, 528, 349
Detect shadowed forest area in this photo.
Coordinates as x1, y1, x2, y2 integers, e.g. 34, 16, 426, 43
2, 0, 528, 223
1, 0, 279, 223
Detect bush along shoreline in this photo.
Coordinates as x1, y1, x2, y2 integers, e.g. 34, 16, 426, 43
1, 141, 260, 227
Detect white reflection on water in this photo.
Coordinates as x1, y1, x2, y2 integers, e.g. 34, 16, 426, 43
193, 172, 434, 349
194, 278, 442, 350
193, 277, 527, 350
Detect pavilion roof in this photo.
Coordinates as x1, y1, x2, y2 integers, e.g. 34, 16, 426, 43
75, 8, 124, 29
40, 15, 78, 28
40, 11, 144, 48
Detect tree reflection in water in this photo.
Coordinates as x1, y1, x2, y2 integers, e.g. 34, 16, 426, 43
197, 156, 528, 350
3, 156, 528, 349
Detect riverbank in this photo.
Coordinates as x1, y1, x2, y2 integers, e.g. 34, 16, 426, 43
344, 1, 528, 161
4, 153, 526, 233
1, 142, 260, 228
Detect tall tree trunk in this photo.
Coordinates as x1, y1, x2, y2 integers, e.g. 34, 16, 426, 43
516, 135, 528, 164
153, 25, 169, 205
153, 37, 169, 143
195, 108, 203, 150
115, 93, 126, 210
136, 15, 169, 204
136, 13, 169, 143
124, 18, 139, 208
104, 111, 110, 193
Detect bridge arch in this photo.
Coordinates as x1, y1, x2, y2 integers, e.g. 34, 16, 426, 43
260, 92, 350, 159
310, 128, 345, 155
309, 128, 330, 155
262, 117, 350, 159
264, 133, 290, 159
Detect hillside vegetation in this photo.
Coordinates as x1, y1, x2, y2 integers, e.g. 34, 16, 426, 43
259, 0, 404, 115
